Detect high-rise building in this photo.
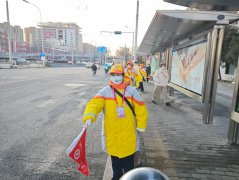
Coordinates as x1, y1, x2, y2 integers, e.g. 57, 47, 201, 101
0, 22, 24, 53
33, 22, 83, 54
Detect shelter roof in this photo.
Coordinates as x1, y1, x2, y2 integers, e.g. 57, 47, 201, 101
163, 0, 239, 11
138, 10, 239, 55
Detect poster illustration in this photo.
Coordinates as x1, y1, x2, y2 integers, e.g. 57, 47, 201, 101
171, 41, 207, 95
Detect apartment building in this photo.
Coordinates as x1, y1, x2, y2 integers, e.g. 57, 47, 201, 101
28, 22, 83, 54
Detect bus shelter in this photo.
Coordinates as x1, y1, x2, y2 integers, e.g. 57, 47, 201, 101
163, 0, 239, 11
138, 10, 239, 143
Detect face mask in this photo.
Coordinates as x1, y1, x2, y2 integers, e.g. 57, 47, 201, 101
111, 76, 123, 84
127, 65, 132, 68
161, 66, 166, 70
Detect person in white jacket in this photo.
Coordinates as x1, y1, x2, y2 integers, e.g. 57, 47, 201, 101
152, 62, 171, 106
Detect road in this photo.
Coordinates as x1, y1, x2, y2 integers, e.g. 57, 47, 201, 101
0, 67, 233, 180
0, 67, 108, 180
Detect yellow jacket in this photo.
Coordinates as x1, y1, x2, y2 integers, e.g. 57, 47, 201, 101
124, 68, 140, 87
83, 85, 148, 158
138, 68, 147, 82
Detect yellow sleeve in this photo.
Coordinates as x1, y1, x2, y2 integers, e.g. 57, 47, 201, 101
132, 88, 148, 130
82, 88, 105, 124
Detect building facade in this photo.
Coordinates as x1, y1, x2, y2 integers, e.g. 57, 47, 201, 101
0, 22, 25, 54
31, 22, 83, 54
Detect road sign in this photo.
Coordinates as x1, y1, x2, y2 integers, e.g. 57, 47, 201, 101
97, 46, 107, 53
114, 31, 122, 34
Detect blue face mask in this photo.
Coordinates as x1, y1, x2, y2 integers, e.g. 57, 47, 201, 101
110, 76, 123, 84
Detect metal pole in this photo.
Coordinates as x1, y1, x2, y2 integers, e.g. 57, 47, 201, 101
132, 33, 135, 59
228, 56, 239, 144
71, 27, 74, 63
22, 0, 44, 66
6, 0, 13, 66
125, 26, 135, 59
134, 0, 139, 63
203, 27, 219, 123
124, 44, 126, 65
208, 26, 225, 124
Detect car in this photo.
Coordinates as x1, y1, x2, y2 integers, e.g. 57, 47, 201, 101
85, 62, 93, 68
16, 58, 30, 65
67, 60, 74, 64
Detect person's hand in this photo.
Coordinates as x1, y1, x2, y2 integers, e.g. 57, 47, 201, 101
85, 119, 92, 127
136, 128, 145, 132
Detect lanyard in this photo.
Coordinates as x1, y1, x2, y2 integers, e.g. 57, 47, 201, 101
112, 88, 126, 106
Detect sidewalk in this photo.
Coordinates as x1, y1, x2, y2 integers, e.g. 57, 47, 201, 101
103, 82, 239, 180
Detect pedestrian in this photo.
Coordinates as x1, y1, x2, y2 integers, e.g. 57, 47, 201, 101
146, 63, 151, 82
124, 61, 139, 87
82, 64, 148, 180
152, 62, 171, 106
137, 64, 147, 92
104, 64, 109, 75
91, 63, 97, 75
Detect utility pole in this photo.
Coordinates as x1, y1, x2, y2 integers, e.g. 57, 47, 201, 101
134, 0, 139, 63
6, 0, 13, 66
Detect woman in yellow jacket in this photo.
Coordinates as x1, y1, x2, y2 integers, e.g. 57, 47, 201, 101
124, 61, 140, 87
83, 64, 148, 180
137, 64, 147, 92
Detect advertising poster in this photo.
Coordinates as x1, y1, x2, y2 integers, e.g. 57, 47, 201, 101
150, 56, 159, 75
171, 40, 207, 95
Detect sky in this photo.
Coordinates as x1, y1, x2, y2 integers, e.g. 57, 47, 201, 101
0, 0, 186, 54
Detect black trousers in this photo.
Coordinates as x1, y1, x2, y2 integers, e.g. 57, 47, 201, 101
111, 153, 135, 180
138, 82, 144, 91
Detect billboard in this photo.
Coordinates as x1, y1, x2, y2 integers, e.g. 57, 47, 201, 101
150, 55, 159, 75
97, 46, 107, 53
16, 42, 30, 53
170, 40, 207, 95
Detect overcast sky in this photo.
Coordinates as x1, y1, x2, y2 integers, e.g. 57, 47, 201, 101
0, 0, 186, 54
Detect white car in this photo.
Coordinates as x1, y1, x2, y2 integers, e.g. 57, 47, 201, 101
85, 62, 93, 68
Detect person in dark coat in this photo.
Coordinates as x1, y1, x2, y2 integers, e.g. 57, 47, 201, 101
91, 63, 97, 75
146, 64, 151, 82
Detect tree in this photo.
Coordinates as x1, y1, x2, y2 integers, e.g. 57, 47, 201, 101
115, 47, 132, 60
221, 26, 239, 67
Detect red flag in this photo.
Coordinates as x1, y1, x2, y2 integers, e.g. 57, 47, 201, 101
66, 127, 90, 176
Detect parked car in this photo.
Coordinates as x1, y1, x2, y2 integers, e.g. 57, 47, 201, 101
16, 58, 30, 65
85, 62, 93, 68
67, 60, 74, 64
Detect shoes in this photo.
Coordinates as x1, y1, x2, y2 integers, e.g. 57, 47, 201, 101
152, 100, 156, 104
165, 102, 171, 106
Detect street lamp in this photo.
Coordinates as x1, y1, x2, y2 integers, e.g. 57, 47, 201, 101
134, 0, 139, 63
6, 0, 13, 66
22, 0, 45, 65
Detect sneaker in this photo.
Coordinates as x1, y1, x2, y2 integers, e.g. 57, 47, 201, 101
152, 100, 156, 104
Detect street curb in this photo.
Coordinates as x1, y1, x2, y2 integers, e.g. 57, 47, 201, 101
102, 156, 112, 180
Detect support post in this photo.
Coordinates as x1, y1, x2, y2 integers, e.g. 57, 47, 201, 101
203, 25, 225, 124
208, 26, 225, 123
134, 0, 139, 63
228, 56, 239, 144
6, 0, 13, 66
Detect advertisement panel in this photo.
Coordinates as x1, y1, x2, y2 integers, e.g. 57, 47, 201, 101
150, 55, 159, 75
170, 40, 207, 95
